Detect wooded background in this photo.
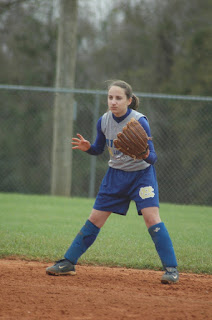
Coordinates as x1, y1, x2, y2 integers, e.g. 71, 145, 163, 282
0, 0, 211, 205
0, 0, 211, 94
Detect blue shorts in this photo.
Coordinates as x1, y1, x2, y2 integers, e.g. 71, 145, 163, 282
93, 165, 159, 215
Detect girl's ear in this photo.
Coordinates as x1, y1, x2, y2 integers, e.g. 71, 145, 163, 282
128, 97, 132, 106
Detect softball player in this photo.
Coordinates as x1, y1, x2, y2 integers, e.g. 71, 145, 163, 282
46, 80, 179, 284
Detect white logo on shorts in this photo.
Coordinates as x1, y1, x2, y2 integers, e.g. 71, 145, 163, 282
139, 186, 155, 199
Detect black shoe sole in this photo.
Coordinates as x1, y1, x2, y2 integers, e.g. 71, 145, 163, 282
46, 270, 76, 276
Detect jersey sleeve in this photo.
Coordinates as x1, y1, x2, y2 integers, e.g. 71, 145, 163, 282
86, 117, 106, 155
138, 117, 158, 165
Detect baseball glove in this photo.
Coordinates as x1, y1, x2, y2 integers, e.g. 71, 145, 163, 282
113, 118, 152, 160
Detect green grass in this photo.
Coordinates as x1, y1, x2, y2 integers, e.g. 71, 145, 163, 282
0, 192, 211, 274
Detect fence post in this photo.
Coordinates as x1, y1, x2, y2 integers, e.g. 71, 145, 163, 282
89, 94, 100, 198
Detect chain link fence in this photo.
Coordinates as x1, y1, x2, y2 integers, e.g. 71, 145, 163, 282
0, 85, 211, 206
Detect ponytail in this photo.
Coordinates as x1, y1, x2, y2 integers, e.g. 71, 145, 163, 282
129, 94, 139, 110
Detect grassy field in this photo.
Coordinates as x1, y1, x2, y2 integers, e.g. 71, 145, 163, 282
0, 192, 211, 274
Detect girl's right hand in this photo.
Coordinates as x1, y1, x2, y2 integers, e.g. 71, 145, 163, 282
71, 133, 91, 152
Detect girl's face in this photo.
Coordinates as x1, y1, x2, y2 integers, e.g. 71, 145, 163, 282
108, 86, 132, 117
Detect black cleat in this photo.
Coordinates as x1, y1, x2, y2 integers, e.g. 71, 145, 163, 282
46, 259, 76, 276
161, 267, 179, 284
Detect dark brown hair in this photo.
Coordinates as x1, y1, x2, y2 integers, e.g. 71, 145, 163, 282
107, 80, 139, 110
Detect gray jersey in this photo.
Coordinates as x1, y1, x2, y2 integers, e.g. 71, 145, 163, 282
101, 110, 150, 171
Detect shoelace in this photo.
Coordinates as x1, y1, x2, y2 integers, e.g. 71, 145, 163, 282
55, 259, 66, 264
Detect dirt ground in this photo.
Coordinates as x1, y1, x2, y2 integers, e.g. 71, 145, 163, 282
0, 259, 211, 320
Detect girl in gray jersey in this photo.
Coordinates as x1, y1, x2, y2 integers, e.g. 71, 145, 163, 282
46, 80, 179, 284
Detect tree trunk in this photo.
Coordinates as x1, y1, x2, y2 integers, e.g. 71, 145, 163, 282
51, 0, 78, 196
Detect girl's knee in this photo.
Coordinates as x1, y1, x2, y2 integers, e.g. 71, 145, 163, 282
141, 207, 161, 229
89, 209, 111, 228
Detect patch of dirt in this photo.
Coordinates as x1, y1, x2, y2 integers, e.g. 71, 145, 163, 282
0, 259, 211, 320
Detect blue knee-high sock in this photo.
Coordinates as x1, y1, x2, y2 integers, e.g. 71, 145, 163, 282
148, 222, 177, 268
64, 219, 100, 265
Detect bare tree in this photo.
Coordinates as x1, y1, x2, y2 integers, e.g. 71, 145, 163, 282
51, 0, 78, 196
